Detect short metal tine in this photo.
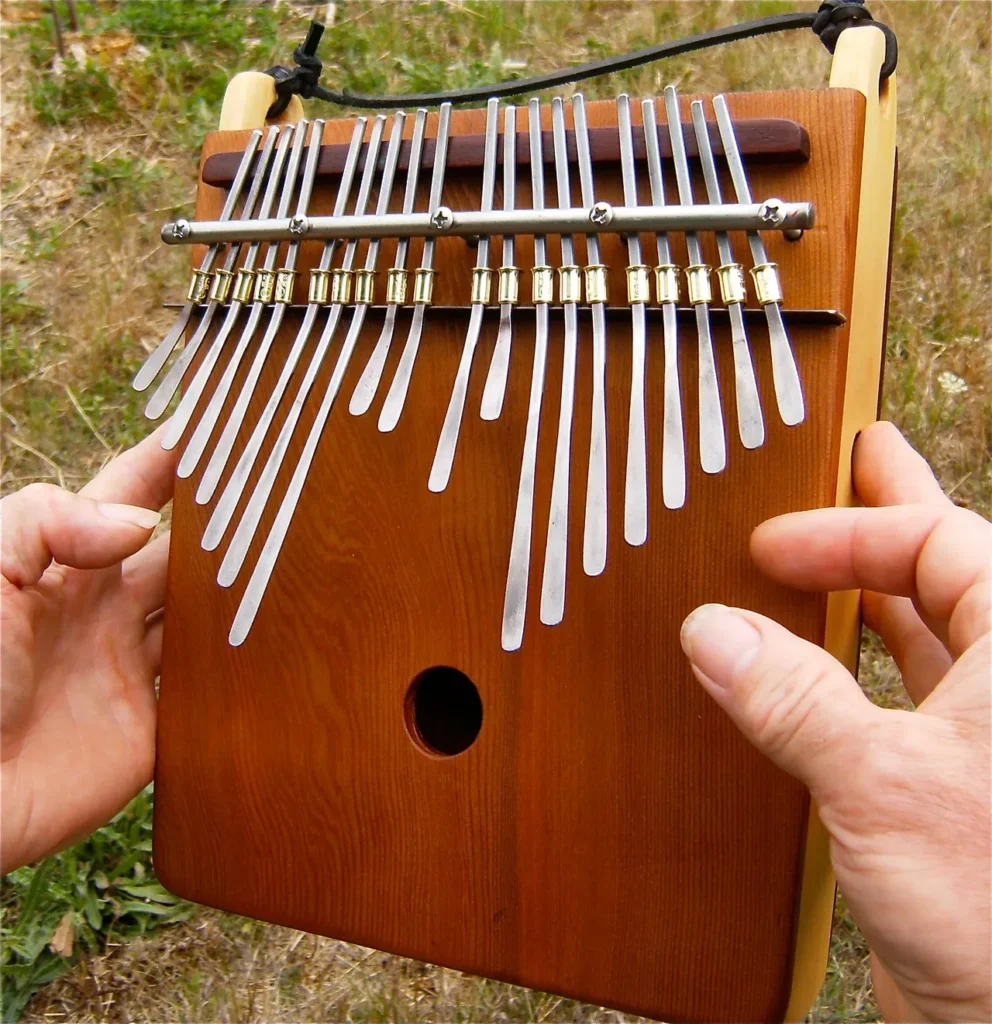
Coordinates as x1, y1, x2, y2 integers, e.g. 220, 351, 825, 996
429, 97, 500, 493
203, 115, 385, 553
642, 98, 685, 510
378, 102, 453, 431
480, 104, 519, 420
572, 92, 608, 577
691, 100, 764, 450
617, 94, 648, 546
133, 128, 262, 392
217, 113, 402, 583
502, 96, 550, 652
179, 122, 363, 482
713, 93, 804, 426
539, 96, 580, 628
665, 85, 726, 475
350, 108, 428, 415
182, 123, 306, 497
161, 126, 281, 450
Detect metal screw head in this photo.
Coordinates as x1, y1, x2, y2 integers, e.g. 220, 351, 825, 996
288, 215, 308, 236
171, 219, 191, 241
757, 199, 786, 228
431, 206, 454, 231
589, 201, 613, 227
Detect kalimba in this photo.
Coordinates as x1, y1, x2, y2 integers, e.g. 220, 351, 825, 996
147, 21, 896, 1023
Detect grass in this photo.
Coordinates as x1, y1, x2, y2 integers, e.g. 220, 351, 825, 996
1, 1, 989, 1021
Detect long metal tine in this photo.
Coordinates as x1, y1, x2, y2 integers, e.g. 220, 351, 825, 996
690, 100, 764, 450
133, 128, 262, 392
572, 92, 608, 577
539, 96, 580, 628
377, 102, 453, 432
712, 93, 804, 426
501, 97, 551, 652
480, 104, 519, 420
160, 126, 281, 449
180, 120, 364, 482
148, 126, 281, 424
617, 94, 648, 546
642, 99, 685, 510
428, 97, 501, 492
203, 114, 386, 553
664, 85, 726, 475
349, 108, 429, 415
216, 112, 402, 583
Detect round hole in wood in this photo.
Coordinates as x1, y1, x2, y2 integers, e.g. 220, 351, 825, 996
405, 666, 482, 757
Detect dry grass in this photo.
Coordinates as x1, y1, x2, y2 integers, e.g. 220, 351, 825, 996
2, 1, 990, 1022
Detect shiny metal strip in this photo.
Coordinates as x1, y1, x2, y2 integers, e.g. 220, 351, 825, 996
540, 96, 579, 627
163, 201, 814, 244
216, 114, 402, 581
691, 100, 764, 451
713, 93, 805, 426
572, 92, 608, 577
202, 115, 385, 549
178, 123, 364, 481
480, 104, 518, 420
428, 98, 500, 493
617, 94, 647, 546
133, 128, 262, 392
642, 99, 685, 510
665, 86, 726, 476
149, 127, 281, 428
501, 97, 551, 651
378, 102, 453, 431
349, 109, 428, 415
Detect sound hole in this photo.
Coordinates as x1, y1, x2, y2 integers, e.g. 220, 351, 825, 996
405, 667, 482, 756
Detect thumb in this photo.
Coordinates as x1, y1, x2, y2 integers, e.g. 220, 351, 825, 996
680, 603, 878, 799
0, 483, 160, 587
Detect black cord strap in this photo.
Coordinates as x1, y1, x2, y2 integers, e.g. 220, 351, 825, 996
265, 1, 897, 119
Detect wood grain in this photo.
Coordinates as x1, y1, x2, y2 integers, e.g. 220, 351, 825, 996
154, 90, 869, 1023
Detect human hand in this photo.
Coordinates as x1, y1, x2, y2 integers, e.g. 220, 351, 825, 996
680, 422, 991, 1024
1, 426, 178, 874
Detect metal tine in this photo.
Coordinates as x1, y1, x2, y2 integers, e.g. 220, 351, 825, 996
690, 100, 764, 450
217, 113, 404, 584
133, 129, 262, 392
642, 98, 686, 510
377, 102, 453, 432
428, 97, 501, 493
572, 92, 608, 577
349, 108, 429, 415
664, 85, 726, 475
161, 126, 281, 449
180, 120, 365, 481
203, 114, 386, 553
616, 94, 648, 546
480, 104, 518, 420
539, 96, 580, 628
147, 126, 281, 423
501, 97, 551, 652
712, 93, 804, 426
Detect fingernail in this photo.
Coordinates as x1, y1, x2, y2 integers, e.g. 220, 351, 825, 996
98, 502, 161, 530
680, 604, 762, 689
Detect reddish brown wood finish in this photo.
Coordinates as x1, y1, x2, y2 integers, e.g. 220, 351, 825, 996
155, 91, 866, 1023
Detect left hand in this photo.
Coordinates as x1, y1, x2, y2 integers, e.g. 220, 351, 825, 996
0, 426, 177, 874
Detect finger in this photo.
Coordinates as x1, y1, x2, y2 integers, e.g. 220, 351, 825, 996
752, 504, 992, 654
123, 531, 171, 617
0, 484, 160, 588
862, 590, 953, 705
680, 603, 879, 803
80, 421, 179, 511
853, 421, 950, 508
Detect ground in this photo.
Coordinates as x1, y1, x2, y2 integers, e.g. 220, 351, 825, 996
1, 1, 989, 1022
